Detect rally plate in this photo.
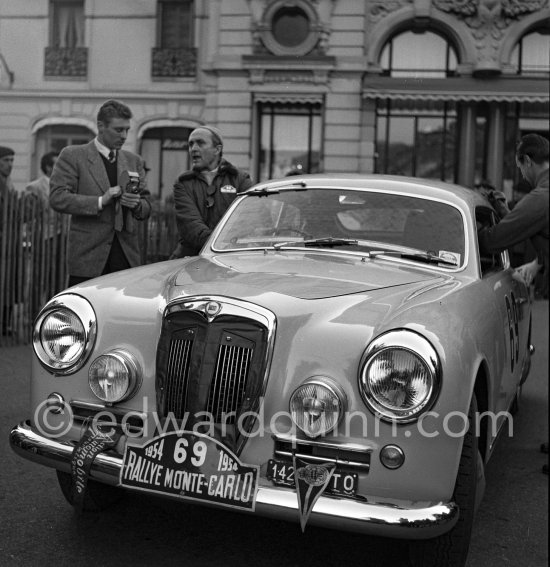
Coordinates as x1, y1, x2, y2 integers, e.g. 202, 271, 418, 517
267, 459, 358, 496
120, 431, 259, 510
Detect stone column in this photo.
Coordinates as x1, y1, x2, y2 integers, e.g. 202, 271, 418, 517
457, 102, 476, 188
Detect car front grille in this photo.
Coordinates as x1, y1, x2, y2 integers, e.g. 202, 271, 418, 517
156, 297, 275, 450
206, 339, 253, 422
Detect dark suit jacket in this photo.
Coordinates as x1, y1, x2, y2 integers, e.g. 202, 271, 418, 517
50, 140, 151, 278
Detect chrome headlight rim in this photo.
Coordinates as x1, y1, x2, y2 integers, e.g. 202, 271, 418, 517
88, 349, 142, 403
359, 329, 441, 423
289, 375, 347, 438
33, 294, 97, 375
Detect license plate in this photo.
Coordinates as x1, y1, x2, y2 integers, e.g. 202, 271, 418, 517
267, 459, 358, 497
120, 431, 259, 511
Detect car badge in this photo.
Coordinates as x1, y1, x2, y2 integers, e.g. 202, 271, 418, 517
293, 456, 336, 532
205, 301, 222, 317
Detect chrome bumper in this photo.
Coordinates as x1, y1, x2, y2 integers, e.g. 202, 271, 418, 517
10, 420, 458, 539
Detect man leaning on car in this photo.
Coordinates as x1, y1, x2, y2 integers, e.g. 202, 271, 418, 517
170, 125, 253, 258
478, 133, 549, 300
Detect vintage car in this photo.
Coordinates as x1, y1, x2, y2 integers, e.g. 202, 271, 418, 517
10, 174, 533, 567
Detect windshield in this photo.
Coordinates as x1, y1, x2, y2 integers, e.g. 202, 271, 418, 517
212, 188, 465, 267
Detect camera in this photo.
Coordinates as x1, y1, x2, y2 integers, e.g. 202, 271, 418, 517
119, 170, 140, 194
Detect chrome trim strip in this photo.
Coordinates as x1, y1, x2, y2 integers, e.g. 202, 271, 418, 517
273, 449, 370, 470
10, 420, 457, 538
272, 433, 373, 454
70, 400, 147, 422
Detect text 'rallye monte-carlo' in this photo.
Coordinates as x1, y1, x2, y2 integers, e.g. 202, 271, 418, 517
10, 174, 533, 567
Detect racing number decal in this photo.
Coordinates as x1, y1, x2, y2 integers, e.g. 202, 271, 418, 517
505, 292, 520, 373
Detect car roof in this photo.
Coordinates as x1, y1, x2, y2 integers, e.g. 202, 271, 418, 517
249, 174, 490, 210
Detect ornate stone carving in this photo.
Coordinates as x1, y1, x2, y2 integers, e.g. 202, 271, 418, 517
434, 0, 548, 70
369, 0, 414, 23
251, 0, 332, 56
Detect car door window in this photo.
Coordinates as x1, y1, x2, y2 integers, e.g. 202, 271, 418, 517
476, 206, 505, 274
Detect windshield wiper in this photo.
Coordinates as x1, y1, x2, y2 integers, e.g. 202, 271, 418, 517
368, 249, 458, 266
304, 237, 359, 248
246, 181, 307, 197
271, 237, 358, 250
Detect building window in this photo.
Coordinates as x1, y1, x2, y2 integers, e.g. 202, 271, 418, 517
45, 0, 87, 77
510, 29, 550, 75
50, 0, 85, 48
256, 101, 322, 181
256, 0, 321, 56
34, 124, 94, 177
272, 6, 310, 48
152, 0, 196, 77
380, 30, 458, 78
375, 99, 457, 182
140, 127, 193, 202
159, 0, 193, 49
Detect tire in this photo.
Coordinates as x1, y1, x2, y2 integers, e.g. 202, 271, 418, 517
408, 395, 480, 567
56, 470, 124, 512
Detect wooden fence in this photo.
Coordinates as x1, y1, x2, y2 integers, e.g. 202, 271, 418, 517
0, 191, 179, 346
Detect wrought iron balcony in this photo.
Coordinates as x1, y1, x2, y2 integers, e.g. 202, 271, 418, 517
152, 47, 197, 78
44, 47, 88, 78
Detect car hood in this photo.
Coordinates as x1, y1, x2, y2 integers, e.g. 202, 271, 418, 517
173, 252, 446, 300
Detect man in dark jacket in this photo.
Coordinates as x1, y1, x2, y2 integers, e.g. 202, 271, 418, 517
478, 133, 549, 299
171, 125, 253, 257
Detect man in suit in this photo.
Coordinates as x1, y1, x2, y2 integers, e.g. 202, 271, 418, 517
50, 99, 151, 287
26, 151, 58, 205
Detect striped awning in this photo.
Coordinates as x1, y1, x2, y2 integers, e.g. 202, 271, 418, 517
362, 77, 549, 104
253, 93, 324, 105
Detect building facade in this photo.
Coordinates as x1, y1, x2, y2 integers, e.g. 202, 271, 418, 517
0, 0, 548, 204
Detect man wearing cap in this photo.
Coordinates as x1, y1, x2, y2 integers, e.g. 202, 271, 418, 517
50, 99, 151, 286
171, 125, 253, 258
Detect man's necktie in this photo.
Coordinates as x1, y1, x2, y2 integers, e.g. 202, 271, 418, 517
109, 150, 122, 230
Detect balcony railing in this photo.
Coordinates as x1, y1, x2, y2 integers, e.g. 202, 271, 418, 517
152, 47, 197, 78
44, 47, 88, 78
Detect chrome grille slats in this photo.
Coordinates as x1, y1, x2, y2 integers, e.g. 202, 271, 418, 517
207, 343, 252, 422
156, 296, 276, 452
165, 336, 193, 419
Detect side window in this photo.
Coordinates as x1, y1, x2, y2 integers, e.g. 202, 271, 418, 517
476, 206, 505, 275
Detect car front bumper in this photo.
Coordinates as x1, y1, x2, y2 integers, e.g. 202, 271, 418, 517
10, 420, 458, 539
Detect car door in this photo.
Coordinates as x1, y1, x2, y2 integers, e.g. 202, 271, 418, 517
476, 206, 530, 418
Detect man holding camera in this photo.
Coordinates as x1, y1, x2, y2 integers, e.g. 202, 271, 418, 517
50, 99, 151, 286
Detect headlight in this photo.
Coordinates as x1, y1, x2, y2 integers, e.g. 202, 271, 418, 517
89, 349, 141, 403
33, 294, 96, 374
290, 377, 346, 438
359, 330, 441, 423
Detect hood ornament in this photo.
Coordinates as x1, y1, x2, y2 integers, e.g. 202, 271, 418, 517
205, 301, 222, 319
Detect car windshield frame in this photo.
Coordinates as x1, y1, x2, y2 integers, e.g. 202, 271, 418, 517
209, 186, 469, 271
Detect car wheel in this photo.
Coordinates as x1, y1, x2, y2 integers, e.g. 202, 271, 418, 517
408, 395, 480, 567
56, 470, 124, 512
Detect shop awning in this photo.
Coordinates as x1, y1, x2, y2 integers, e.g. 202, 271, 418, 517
362, 76, 549, 103
254, 93, 324, 105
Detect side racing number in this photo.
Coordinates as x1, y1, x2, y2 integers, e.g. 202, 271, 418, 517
505, 292, 520, 373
